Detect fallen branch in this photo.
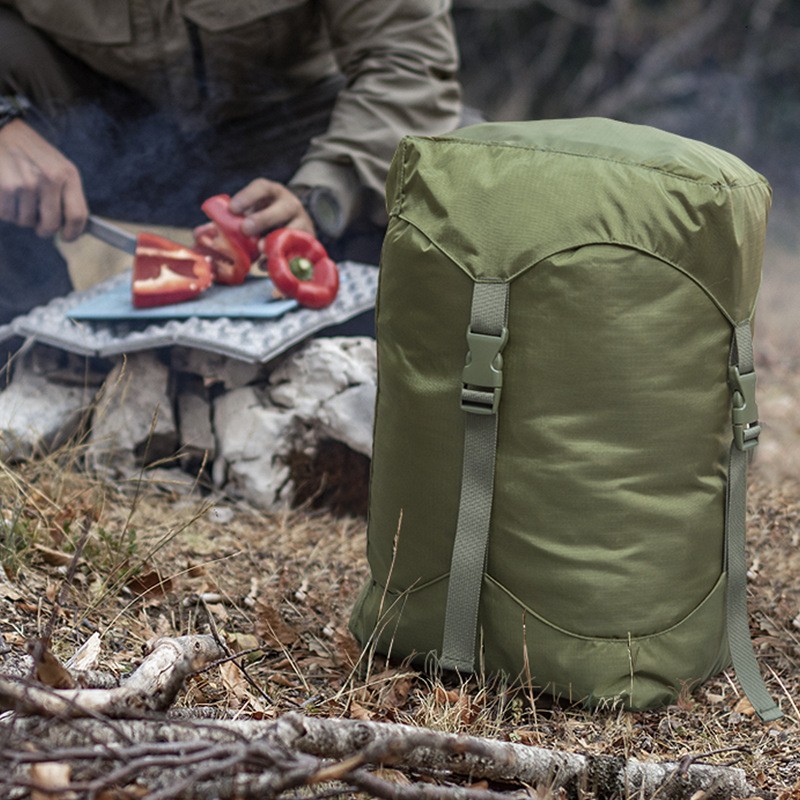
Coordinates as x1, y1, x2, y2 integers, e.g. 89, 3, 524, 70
0, 635, 225, 717
276, 713, 756, 799
1, 712, 757, 799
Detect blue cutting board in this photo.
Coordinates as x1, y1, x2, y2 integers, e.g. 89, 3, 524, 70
67, 272, 298, 321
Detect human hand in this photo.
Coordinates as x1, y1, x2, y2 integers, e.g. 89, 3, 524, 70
228, 178, 315, 239
0, 119, 88, 240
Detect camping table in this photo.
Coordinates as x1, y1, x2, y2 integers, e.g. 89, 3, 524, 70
0, 262, 378, 364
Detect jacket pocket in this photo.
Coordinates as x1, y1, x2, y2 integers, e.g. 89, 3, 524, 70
182, 0, 310, 33
180, 0, 329, 80
14, 0, 130, 43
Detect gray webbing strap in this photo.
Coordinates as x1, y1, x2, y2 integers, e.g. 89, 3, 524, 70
440, 281, 509, 672
726, 321, 782, 721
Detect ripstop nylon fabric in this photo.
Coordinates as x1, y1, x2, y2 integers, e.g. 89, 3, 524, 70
350, 118, 774, 711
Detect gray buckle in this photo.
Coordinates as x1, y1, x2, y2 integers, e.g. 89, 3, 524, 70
729, 365, 760, 451
460, 327, 508, 415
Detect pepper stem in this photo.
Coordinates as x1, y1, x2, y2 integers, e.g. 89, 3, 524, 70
289, 256, 315, 281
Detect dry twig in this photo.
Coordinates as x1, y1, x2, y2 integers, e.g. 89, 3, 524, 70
0, 635, 224, 718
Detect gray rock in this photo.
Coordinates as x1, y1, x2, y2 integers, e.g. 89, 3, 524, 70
88, 352, 177, 475
209, 338, 378, 508
0, 336, 378, 512
176, 375, 216, 465
212, 387, 293, 506
171, 347, 267, 389
0, 366, 92, 461
269, 337, 376, 413
317, 382, 376, 457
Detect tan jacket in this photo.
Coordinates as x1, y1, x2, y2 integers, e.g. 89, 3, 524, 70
4, 0, 462, 224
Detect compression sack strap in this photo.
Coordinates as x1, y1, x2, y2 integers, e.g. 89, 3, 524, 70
440, 281, 509, 672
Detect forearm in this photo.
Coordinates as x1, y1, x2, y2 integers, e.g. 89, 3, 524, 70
293, 0, 462, 225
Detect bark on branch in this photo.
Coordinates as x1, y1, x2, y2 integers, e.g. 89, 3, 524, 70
1, 714, 757, 799
276, 713, 756, 800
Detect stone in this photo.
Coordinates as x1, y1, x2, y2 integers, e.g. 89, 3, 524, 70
211, 386, 293, 507
206, 506, 235, 525
205, 338, 377, 509
171, 347, 267, 389
176, 375, 216, 468
0, 335, 379, 514
0, 365, 93, 461
87, 352, 178, 475
269, 337, 376, 413
316, 382, 376, 457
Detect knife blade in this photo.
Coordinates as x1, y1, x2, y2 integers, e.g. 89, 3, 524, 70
85, 215, 138, 255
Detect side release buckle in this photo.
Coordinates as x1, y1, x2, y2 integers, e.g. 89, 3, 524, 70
729, 365, 761, 451
460, 327, 509, 415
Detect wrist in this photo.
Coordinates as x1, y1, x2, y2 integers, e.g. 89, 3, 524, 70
291, 185, 346, 241
0, 94, 31, 131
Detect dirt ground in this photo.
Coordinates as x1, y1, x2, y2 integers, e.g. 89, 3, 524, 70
1, 207, 798, 797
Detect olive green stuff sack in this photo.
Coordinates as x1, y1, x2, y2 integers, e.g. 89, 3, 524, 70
350, 118, 781, 718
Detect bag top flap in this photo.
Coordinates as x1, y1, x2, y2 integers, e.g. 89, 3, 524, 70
386, 117, 771, 323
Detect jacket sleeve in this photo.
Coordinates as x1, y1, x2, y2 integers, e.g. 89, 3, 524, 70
290, 0, 462, 228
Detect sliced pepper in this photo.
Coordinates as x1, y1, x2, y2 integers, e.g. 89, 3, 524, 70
261, 227, 339, 309
194, 193, 258, 285
132, 232, 213, 308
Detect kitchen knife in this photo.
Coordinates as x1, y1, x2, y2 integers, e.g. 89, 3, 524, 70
85, 215, 138, 255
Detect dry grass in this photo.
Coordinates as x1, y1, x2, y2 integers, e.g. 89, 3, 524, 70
0, 231, 798, 798
3, 441, 799, 796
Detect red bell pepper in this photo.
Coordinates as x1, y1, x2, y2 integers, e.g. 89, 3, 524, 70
132, 232, 213, 308
261, 228, 339, 309
194, 193, 259, 285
